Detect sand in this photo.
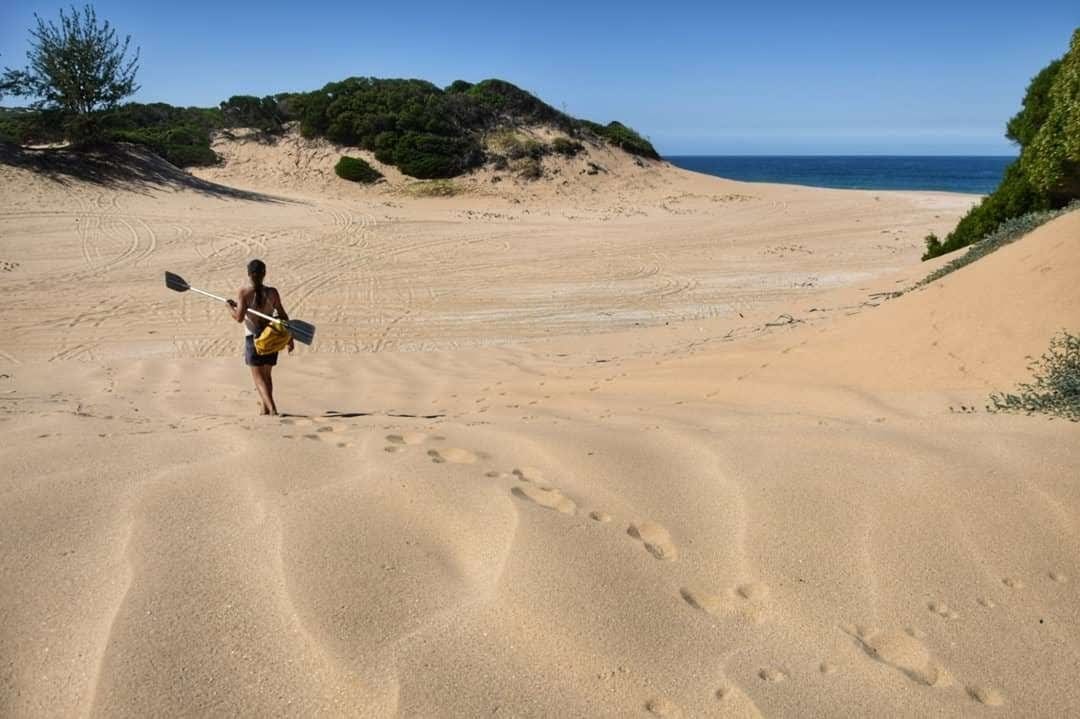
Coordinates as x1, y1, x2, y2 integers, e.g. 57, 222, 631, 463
1, 131, 1078, 717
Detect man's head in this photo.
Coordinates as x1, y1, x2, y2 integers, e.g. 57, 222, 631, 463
247, 259, 266, 280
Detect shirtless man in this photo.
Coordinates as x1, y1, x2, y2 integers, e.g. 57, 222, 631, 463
227, 259, 294, 415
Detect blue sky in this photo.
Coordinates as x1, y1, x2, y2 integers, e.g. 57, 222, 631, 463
1, 1, 1076, 154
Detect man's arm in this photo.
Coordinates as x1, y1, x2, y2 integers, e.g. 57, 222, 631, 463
227, 288, 250, 323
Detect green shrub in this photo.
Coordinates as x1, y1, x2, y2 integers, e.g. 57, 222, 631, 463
109, 126, 217, 167
392, 132, 480, 179
551, 136, 584, 157
923, 233, 941, 256
926, 29, 1079, 260
924, 162, 1051, 258
989, 331, 1080, 421
581, 120, 659, 159
220, 95, 285, 133
1022, 29, 1080, 199
0, 108, 64, 145
279, 75, 656, 178
334, 155, 383, 183
512, 156, 543, 180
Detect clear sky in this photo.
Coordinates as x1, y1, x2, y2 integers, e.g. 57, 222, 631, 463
1, 1, 1076, 155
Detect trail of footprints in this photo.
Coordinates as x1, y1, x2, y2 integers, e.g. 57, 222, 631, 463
277, 421, 1063, 713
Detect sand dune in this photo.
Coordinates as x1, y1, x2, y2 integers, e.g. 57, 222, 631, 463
1, 141, 1078, 717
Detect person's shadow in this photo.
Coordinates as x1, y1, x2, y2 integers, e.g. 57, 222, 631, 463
279, 410, 446, 419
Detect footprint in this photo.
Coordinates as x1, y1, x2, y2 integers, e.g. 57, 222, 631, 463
680, 583, 769, 624
589, 510, 612, 523
1002, 577, 1024, 589
968, 685, 1006, 706
928, 601, 959, 620
628, 521, 678, 560
715, 685, 765, 717
645, 697, 683, 717
1049, 571, 1068, 583
428, 448, 477, 464
512, 467, 545, 483
737, 583, 770, 602
386, 432, 427, 445
977, 597, 996, 608
819, 662, 839, 675
512, 485, 577, 515
846, 626, 951, 687
758, 667, 787, 683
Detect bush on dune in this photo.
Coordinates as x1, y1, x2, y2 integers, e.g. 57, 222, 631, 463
925, 28, 1080, 260
280, 76, 659, 179
990, 331, 1080, 422
586, 120, 660, 160
551, 136, 584, 157
334, 155, 383, 183
99, 103, 223, 167
220, 95, 286, 134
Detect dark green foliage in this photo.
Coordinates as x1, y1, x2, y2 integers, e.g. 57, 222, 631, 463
0, 101, 221, 166
2, 4, 139, 139
392, 132, 481, 179
0, 107, 64, 144
220, 95, 285, 133
926, 29, 1079, 259
1006, 60, 1062, 146
445, 80, 474, 93
989, 331, 1080, 421
334, 155, 382, 183
97, 102, 221, 167
594, 121, 660, 160
464, 79, 571, 130
551, 137, 584, 157
281, 76, 659, 178
923, 233, 941, 256
108, 126, 216, 167
923, 162, 1051, 259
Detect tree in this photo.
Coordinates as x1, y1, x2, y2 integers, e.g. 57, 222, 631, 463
2, 5, 139, 126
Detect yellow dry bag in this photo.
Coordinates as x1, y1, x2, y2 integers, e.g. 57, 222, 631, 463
254, 321, 292, 355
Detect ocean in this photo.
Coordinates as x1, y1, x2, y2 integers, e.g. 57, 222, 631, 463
664, 156, 1014, 195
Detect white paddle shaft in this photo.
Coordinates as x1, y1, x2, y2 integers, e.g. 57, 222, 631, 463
190, 286, 279, 324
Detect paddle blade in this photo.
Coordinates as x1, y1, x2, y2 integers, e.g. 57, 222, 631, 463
285, 319, 316, 346
165, 271, 190, 292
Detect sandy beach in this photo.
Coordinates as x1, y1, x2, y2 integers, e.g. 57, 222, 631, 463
1, 133, 1078, 717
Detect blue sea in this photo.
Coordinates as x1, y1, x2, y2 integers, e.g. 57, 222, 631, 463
664, 156, 1014, 195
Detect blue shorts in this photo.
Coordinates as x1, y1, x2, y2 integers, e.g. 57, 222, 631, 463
244, 335, 278, 367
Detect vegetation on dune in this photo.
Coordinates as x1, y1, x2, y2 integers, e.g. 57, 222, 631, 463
219, 95, 287, 135
2, 7, 660, 176
924, 28, 1080, 259
284, 76, 659, 178
551, 136, 585, 157
989, 331, 1080, 422
1, 4, 140, 143
334, 155, 382, 184
580, 120, 660, 160
918, 201, 1079, 287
